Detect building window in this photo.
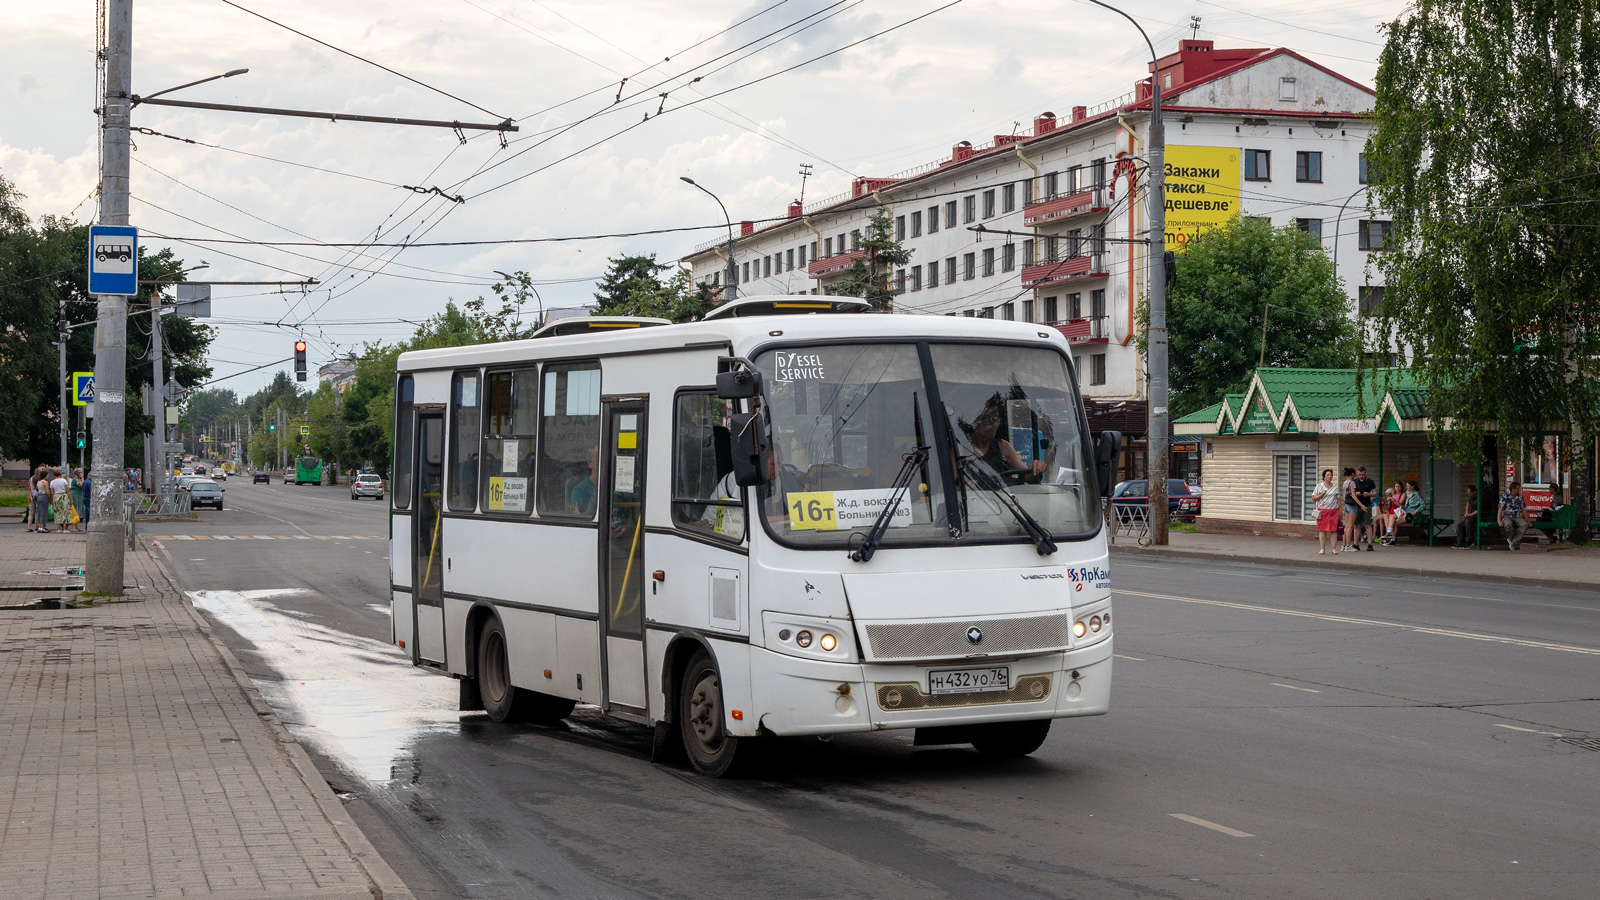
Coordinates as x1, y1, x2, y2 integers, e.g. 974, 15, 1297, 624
1090, 225, 1105, 269
1359, 153, 1370, 184
1295, 151, 1322, 183
1021, 299, 1033, 323
823, 237, 832, 257
1295, 218, 1323, 241
1023, 239, 1034, 266
1090, 289, 1105, 319
1358, 286, 1385, 316
1279, 76, 1298, 101
1273, 454, 1319, 521
983, 189, 996, 218
895, 215, 905, 241
1068, 292, 1081, 320
1068, 165, 1081, 193
810, 240, 818, 259
911, 210, 922, 237
1073, 355, 1083, 375
760, 256, 768, 277
982, 247, 995, 276
1092, 158, 1107, 199
963, 195, 976, 223
786, 248, 795, 271
837, 232, 846, 252
928, 260, 939, 287
928, 205, 940, 233
1045, 235, 1059, 263
1244, 149, 1271, 181
910, 265, 922, 291
798, 245, 807, 267
895, 269, 905, 293
1043, 296, 1058, 322
1090, 353, 1106, 386
1358, 220, 1392, 251
945, 257, 957, 284
1002, 183, 1015, 212
962, 252, 976, 280
742, 262, 750, 282
1002, 302, 1015, 321
979, 307, 994, 319
963, 309, 976, 318
851, 230, 861, 250
1021, 177, 1033, 204
945, 200, 957, 229
1002, 243, 1015, 271
1043, 171, 1058, 199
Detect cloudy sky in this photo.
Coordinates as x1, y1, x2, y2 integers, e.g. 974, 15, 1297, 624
2, 0, 1404, 396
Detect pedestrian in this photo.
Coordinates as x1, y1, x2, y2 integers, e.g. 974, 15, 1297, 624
68, 468, 85, 532
25, 466, 41, 532
1311, 468, 1340, 554
1453, 485, 1478, 549
1498, 480, 1528, 551
1340, 467, 1360, 551
33, 467, 54, 535
1373, 487, 1397, 542
50, 468, 71, 533
1352, 466, 1378, 550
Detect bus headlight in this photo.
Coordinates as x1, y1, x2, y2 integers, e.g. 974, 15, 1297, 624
819, 633, 837, 652
1073, 620, 1087, 638
1089, 615, 1101, 632
796, 630, 813, 648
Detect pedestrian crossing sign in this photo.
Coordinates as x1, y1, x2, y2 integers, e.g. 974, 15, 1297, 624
73, 371, 95, 406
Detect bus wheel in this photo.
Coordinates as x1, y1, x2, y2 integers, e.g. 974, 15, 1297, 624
679, 651, 741, 776
477, 618, 575, 724
970, 719, 1051, 758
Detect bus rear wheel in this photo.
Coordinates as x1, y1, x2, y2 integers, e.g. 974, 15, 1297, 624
679, 651, 742, 777
970, 719, 1051, 758
477, 618, 575, 724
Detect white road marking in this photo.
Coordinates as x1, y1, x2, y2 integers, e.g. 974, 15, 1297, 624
1493, 724, 1563, 737
1404, 589, 1501, 601
1113, 563, 1165, 569
1113, 653, 1144, 661
1115, 589, 1600, 656
1271, 683, 1321, 693
1169, 813, 1254, 837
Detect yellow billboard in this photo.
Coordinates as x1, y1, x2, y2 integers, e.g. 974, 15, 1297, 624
1163, 145, 1240, 252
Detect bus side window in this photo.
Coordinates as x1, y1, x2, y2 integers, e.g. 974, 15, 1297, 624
393, 375, 414, 508
449, 370, 481, 512
672, 392, 745, 542
538, 362, 601, 518
481, 368, 537, 514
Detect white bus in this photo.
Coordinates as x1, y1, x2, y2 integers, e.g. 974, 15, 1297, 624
390, 301, 1120, 775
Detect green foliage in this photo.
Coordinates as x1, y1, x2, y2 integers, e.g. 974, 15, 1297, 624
823, 208, 912, 310
1137, 217, 1355, 417
601, 267, 715, 322
593, 254, 667, 312
1367, 0, 1599, 541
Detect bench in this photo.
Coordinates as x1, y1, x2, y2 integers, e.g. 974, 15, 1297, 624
1528, 505, 1577, 543
1401, 514, 1453, 544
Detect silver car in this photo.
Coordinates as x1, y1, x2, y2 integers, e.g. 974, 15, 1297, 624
351, 473, 386, 500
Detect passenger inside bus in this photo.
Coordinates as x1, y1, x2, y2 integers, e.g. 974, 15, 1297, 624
568, 444, 599, 517
961, 398, 1048, 488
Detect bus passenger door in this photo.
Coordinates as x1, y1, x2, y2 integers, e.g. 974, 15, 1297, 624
598, 399, 649, 713
413, 411, 447, 665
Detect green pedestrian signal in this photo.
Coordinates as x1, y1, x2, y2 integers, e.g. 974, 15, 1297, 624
75, 432, 85, 449
269, 423, 276, 431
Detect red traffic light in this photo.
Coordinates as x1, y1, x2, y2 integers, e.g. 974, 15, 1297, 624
295, 340, 307, 352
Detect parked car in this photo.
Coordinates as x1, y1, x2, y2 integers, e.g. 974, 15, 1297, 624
253, 471, 270, 484
184, 480, 224, 510
350, 473, 386, 501
1110, 479, 1202, 522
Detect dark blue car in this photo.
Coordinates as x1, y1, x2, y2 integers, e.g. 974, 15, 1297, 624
1110, 479, 1201, 522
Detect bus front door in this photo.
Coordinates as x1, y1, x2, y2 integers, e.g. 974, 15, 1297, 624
413, 411, 447, 665
598, 399, 648, 713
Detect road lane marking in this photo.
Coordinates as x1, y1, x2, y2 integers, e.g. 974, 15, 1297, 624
1271, 683, 1321, 693
1494, 724, 1563, 737
1115, 589, 1600, 656
1169, 814, 1253, 837
1113, 653, 1144, 661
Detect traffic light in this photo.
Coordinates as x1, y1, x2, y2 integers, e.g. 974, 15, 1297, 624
294, 340, 308, 382
75, 431, 85, 449
268, 422, 276, 431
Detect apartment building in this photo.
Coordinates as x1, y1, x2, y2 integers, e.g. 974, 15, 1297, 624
681, 39, 1384, 420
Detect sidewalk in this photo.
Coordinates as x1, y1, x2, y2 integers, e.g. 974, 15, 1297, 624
0, 526, 413, 899
1111, 528, 1600, 592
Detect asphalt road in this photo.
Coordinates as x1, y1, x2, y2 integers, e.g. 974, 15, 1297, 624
164, 478, 1600, 900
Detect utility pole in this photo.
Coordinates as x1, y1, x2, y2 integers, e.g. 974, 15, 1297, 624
86, 0, 131, 593
58, 302, 69, 473
150, 292, 166, 496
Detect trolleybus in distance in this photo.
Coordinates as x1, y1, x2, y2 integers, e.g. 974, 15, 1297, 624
295, 456, 323, 485
389, 301, 1121, 775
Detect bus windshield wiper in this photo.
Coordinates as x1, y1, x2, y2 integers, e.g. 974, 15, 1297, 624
966, 461, 1058, 556
849, 444, 930, 563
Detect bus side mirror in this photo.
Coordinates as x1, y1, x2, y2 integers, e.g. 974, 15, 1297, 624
712, 425, 734, 481
1095, 430, 1121, 497
716, 368, 763, 400
728, 412, 771, 487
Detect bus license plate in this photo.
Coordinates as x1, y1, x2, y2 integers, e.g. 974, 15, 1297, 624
928, 666, 1010, 695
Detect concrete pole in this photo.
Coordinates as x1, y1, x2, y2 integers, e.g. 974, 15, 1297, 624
86, 0, 131, 593
150, 297, 165, 494
58, 303, 69, 472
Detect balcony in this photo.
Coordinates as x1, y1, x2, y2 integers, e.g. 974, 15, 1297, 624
1023, 190, 1105, 227
1048, 316, 1110, 344
808, 249, 866, 278
1021, 254, 1105, 287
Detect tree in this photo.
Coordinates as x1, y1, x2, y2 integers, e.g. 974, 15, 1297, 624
823, 208, 911, 310
594, 254, 667, 313
602, 267, 715, 322
1137, 217, 1355, 418
1367, 0, 1599, 543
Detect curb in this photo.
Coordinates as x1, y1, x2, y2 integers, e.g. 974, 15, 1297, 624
1109, 544, 1600, 594
143, 539, 416, 900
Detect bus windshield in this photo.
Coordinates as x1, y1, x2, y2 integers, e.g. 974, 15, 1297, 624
756, 342, 1100, 548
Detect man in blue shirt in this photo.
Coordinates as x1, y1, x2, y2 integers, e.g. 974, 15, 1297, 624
1498, 481, 1528, 550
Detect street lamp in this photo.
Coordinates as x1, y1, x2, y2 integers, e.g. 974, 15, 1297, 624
494, 270, 542, 332
1084, 0, 1169, 545
133, 68, 248, 105
681, 177, 737, 301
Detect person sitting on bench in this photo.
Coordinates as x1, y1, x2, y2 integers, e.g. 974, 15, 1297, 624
1498, 481, 1528, 551
1453, 486, 1478, 549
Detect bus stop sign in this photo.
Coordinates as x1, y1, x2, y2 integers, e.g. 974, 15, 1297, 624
88, 225, 139, 296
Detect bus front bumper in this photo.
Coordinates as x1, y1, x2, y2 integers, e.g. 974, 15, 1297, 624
747, 639, 1112, 737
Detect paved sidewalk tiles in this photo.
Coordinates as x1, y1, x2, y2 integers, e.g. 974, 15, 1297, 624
0, 531, 412, 900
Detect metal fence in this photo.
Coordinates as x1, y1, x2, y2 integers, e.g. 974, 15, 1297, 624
1108, 502, 1151, 547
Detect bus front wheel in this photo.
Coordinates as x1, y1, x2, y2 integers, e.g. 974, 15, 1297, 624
679, 651, 743, 776
970, 719, 1051, 758
477, 618, 575, 724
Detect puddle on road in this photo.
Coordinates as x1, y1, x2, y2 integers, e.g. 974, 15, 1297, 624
187, 589, 459, 783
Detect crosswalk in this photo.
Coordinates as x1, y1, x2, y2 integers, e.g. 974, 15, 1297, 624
148, 534, 383, 541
